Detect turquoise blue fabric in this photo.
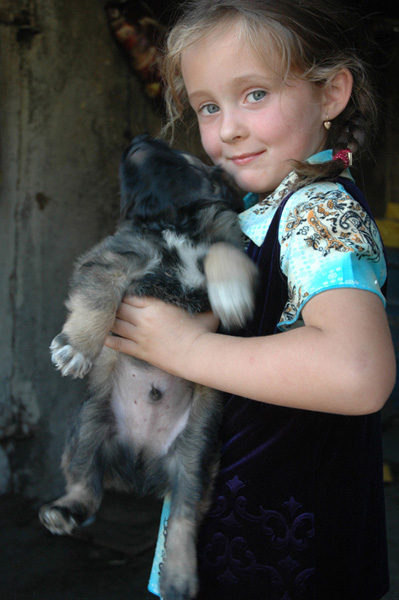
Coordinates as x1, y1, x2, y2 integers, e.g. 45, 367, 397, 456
239, 151, 386, 330
148, 495, 170, 598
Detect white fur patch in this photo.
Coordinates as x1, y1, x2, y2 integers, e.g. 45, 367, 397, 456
207, 279, 255, 328
162, 230, 207, 290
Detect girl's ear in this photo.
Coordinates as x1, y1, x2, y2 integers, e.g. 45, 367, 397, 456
322, 68, 353, 120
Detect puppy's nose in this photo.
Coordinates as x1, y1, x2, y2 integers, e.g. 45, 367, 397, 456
131, 133, 150, 146
124, 133, 151, 161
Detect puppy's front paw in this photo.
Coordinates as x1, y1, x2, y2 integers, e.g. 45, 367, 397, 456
50, 333, 92, 379
205, 243, 257, 330
208, 279, 255, 329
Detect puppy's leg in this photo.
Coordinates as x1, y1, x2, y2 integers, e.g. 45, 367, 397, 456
51, 242, 145, 379
39, 479, 102, 535
161, 514, 199, 600
50, 292, 119, 379
204, 242, 257, 329
39, 395, 112, 535
160, 387, 222, 600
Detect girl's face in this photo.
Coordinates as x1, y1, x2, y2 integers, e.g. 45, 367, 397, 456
181, 27, 327, 196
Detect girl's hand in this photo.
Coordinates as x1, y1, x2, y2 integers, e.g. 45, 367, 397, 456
104, 289, 395, 415
104, 296, 220, 376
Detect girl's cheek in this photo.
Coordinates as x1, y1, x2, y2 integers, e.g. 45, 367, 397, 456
199, 128, 219, 164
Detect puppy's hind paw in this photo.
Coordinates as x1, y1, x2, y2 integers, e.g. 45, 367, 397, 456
160, 571, 198, 600
160, 537, 199, 600
50, 334, 92, 379
39, 504, 79, 536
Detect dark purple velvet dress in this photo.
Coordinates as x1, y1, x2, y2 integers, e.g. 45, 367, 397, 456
196, 179, 389, 600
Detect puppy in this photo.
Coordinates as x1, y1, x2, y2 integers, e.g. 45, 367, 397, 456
39, 135, 257, 600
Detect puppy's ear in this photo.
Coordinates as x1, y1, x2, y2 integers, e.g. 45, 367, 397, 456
210, 167, 243, 213
119, 158, 177, 224
119, 186, 134, 221
119, 147, 139, 220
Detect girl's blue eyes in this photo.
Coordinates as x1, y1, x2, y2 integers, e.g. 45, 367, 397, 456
247, 90, 266, 102
200, 104, 219, 115
198, 90, 266, 115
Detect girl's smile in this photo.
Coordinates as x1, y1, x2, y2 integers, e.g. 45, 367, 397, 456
181, 27, 328, 196
229, 150, 265, 166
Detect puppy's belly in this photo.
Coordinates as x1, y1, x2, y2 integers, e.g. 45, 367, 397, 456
111, 355, 193, 456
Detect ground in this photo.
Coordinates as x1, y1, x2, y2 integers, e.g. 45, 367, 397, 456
1, 410, 398, 600
0, 491, 161, 600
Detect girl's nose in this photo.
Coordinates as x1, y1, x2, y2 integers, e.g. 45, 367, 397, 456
219, 108, 248, 143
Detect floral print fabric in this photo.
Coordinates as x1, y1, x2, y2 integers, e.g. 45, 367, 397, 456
239, 151, 386, 331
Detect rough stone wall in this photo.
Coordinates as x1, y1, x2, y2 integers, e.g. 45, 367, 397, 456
0, 1, 397, 500
0, 0, 162, 498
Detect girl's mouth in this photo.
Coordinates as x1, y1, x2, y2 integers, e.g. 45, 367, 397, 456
229, 151, 264, 166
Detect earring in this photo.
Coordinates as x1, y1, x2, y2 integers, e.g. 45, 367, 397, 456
323, 120, 332, 130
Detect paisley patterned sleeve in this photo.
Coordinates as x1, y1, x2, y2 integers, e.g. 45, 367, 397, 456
278, 181, 387, 330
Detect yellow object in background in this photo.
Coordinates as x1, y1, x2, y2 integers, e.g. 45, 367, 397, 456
383, 462, 394, 484
376, 203, 399, 249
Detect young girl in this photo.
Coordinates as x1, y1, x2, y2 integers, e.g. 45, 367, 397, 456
105, 1, 396, 598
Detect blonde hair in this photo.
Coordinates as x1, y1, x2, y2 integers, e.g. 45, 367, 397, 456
161, 0, 378, 183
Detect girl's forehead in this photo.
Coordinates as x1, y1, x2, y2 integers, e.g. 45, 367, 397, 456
181, 25, 283, 79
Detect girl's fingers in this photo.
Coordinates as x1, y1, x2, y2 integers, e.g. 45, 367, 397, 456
115, 303, 136, 323
109, 316, 134, 337
121, 295, 152, 308
114, 296, 153, 322
104, 333, 135, 353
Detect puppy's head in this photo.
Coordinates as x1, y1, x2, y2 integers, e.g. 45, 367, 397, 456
119, 134, 241, 230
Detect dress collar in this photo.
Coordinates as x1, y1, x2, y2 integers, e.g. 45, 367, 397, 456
238, 149, 351, 247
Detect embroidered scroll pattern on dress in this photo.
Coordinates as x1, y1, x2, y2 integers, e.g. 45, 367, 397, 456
278, 189, 383, 328
202, 475, 315, 599
281, 284, 310, 327
252, 172, 299, 217
282, 190, 381, 260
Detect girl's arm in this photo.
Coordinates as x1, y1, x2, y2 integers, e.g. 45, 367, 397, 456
105, 288, 396, 416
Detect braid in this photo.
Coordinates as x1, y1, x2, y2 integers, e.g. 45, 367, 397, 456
292, 51, 378, 185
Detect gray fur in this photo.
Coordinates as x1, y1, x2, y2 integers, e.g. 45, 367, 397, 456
39, 135, 257, 600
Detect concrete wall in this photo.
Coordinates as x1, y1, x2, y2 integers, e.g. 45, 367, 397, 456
0, 0, 163, 498
0, 1, 397, 501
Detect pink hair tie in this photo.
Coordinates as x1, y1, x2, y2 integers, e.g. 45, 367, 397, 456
333, 148, 352, 169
